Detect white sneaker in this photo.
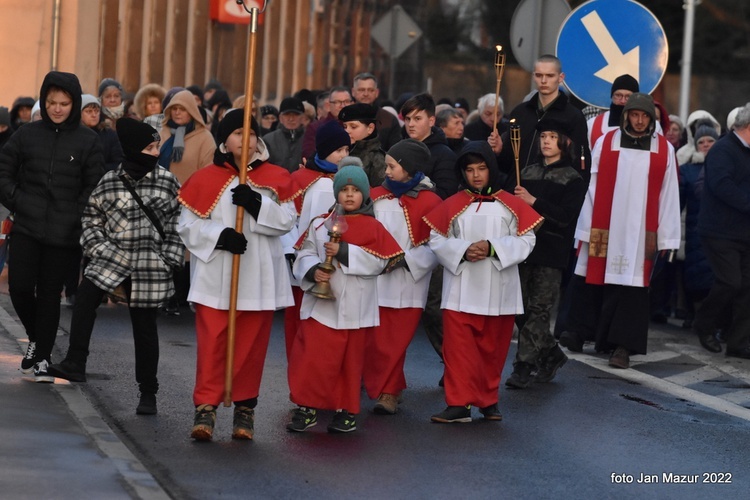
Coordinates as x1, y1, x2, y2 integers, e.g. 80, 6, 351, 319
34, 359, 54, 383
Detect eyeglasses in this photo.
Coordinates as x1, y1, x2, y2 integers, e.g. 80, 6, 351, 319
612, 92, 632, 103
329, 99, 353, 106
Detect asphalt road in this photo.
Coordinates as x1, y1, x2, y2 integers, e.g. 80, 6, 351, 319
34, 300, 750, 500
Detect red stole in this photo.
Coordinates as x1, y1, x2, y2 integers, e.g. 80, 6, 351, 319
291, 168, 335, 215
178, 161, 298, 218
294, 212, 404, 261
423, 190, 543, 237
590, 113, 607, 147
586, 131, 669, 286
371, 186, 443, 246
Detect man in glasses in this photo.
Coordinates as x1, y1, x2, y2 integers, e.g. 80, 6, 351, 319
302, 86, 353, 158
587, 74, 639, 148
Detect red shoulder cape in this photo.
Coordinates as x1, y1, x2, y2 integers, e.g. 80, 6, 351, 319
291, 167, 336, 215
294, 212, 404, 260
423, 190, 543, 237
178, 161, 297, 218
371, 186, 443, 246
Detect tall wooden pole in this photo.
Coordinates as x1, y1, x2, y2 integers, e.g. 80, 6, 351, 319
492, 45, 506, 133
224, 5, 261, 408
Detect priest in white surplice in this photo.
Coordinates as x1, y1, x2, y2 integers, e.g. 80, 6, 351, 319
573, 93, 681, 369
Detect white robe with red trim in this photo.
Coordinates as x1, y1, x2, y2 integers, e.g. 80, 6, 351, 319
178, 179, 296, 310
429, 200, 536, 316
374, 196, 438, 308
293, 215, 393, 329
574, 129, 681, 287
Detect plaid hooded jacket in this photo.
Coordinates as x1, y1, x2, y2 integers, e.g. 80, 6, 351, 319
81, 165, 184, 307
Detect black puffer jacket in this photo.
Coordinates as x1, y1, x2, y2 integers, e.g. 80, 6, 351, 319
0, 71, 104, 247
422, 126, 458, 199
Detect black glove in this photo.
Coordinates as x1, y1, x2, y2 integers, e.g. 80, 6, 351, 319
231, 184, 262, 219
216, 228, 247, 254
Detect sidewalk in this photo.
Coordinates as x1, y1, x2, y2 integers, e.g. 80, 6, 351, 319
0, 281, 168, 499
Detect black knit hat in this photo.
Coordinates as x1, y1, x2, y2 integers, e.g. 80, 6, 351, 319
387, 139, 431, 176
116, 117, 160, 159
536, 117, 573, 137
217, 108, 260, 145
316, 120, 351, 160
611, 74, 639, 96
339, 103, 377, 124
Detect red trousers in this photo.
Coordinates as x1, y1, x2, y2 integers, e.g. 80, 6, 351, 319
283, 285, 304, 361
287, 318, 370, 414
442, 310, 514, 408
193, 304, 273, 406
363, 307, 422, 399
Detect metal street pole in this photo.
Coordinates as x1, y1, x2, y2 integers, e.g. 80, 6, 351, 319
679, 0, 697, 124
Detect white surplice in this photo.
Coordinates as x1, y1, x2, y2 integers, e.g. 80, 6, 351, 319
374, 196, 438, 309
574, 129, 681, 287
429, 200, 536, 316
178, 181, 296, 310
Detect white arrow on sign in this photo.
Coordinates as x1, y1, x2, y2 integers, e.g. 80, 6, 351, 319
581, 11, 639, 84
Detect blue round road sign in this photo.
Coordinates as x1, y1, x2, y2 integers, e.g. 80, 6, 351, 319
556, 0, 668, 108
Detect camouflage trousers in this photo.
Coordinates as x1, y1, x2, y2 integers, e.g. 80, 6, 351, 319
516, 264, 562, 365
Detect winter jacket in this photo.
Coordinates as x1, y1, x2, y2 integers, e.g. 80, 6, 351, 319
422, 126, 458, 199
697, 131, 750, 243
499, 91, 590, 184
350, 133, 386, 187
159, 90, 216, 185
93, 125, 124, 172
513, 157, 586, 269
463, 116, 509, 142
82, 166, 184, 307
679, 161, 714, 293
264, 123, 305, 173
0, 71, 104, 247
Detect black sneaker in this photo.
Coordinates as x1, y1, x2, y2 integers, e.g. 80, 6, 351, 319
431, 405, 472, 423
559, 331, 584, 353
33, 359, 54, 384
47, 359, 87, 383
479, 404, 503, 421
20, 341, 37, 374
286, 407, 317, 432
327, 411, 357, 433
136, 393, 157, 415
535, 344, 568, 383
191, 404, 217, 441
232, 406, 254, 440
505, 362, 534, 389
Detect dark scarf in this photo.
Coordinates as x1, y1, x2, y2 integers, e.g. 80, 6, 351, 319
333, 197, 376, 217
159, 119, 195, 169
383, 171, 425, 198
609, 104, 624, 127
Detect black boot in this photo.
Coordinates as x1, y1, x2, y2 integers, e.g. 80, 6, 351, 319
47, 358, 87, 383
136, 392, 157, 415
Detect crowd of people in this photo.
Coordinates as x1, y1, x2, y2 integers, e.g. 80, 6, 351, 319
0, 54, 748, 441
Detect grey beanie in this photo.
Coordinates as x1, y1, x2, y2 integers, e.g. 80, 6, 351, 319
98, 78, 123, 97
693, 125, 718, 147
387, 139, 431, 176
